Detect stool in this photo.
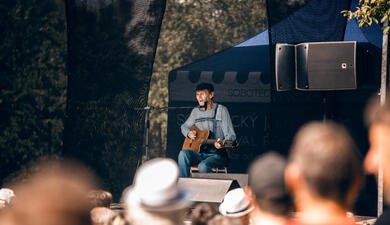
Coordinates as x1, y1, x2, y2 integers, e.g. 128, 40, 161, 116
190, 165, 228, 176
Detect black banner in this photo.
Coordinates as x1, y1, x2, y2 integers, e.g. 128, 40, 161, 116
64, 0, 166, 199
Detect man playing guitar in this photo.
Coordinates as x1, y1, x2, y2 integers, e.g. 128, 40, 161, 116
178, 83, 236, 177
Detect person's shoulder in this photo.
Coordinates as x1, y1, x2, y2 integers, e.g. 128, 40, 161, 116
216, 104, 231, 113
216, 103, 227, 110
191, 107, 199, 113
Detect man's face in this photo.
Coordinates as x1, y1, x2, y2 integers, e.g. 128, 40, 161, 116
195, 89, 214, 106
365, 124, 390, 202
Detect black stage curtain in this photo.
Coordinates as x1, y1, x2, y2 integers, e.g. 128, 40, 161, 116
64, 0, 166, 199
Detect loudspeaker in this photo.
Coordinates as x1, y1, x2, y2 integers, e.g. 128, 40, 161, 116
296, 41, 357, 90
178, 177, 239, 203
275, 43, 295, 91
191, 173, 248, 187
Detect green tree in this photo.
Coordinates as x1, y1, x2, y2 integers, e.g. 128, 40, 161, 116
342, 0, 390, 34
0, 0, 67, 183
147, 0, 268, 158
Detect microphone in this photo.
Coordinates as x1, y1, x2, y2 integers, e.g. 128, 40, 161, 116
204, 100, 208, 109
199, 100, 208, 110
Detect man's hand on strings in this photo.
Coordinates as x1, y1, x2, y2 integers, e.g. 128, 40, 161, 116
214, 138, 223, 149
188, 130, 197, 140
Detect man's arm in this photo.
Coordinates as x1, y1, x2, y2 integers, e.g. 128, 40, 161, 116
220, 106, 236, 141
181, 108, 196, 137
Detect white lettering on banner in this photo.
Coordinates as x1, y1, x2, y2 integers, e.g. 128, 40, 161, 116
227, 89, 270, 98
237, 136, 257, 147
232, 114, 259, 128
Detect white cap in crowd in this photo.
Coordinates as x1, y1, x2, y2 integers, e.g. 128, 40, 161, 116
219, 188, 253, 217
123, 158, 191, 212
0, 188, 15, 206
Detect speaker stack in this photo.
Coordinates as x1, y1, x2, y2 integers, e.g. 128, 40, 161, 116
178, 173, 248, 204
275, 41, 358, 91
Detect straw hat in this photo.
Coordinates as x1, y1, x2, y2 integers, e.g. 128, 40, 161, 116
124, 158, 191, 212
219, 188, 253, 217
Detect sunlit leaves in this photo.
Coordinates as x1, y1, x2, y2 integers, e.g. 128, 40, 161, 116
341, 0, 390, 34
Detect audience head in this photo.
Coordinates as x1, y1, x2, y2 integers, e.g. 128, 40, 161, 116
207, 215, 242, 225
286, 121, 363, 210
365, 93, 390, 127
123, 158, 191, 225
106, 211, 131, 225
190, 203, 219, 225
0, 159, 98, 225
88, 189, 113, 208
219, 188, 253, 225
90, 207, 116, 225
364, 94, 390, 203
248, 152, 292, 217
0, 188, 15, 208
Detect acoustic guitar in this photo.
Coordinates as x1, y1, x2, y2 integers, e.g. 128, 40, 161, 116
181, 125, 239, 152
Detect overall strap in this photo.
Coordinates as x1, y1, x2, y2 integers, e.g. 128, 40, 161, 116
194, 104, 219, 123
212, 104, 219, 139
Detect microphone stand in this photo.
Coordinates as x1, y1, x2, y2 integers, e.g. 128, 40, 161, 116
134, 105, 194, 167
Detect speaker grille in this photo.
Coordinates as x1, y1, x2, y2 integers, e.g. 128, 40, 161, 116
296, 41, 357, 90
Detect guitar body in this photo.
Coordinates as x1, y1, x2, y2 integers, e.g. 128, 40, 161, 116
181, 126, 240, 152
181, 126, 210, 152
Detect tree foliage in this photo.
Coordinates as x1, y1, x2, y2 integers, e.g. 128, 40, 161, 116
0, 0, 269, 187
148, 0, 268, 157
0, 0, 67, 184
342, 0, 390, 34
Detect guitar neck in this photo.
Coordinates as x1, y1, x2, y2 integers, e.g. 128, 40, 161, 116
202, 139, 218, 144
201, 139, 234, 146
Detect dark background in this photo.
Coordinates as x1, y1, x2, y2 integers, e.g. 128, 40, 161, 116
0, 0, 385, 215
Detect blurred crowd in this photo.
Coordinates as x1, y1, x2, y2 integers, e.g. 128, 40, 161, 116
1, 94, 390, 225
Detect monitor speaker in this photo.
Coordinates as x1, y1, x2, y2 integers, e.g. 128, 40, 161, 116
296, 41, 357, 91
275, 43, 295, 91
191, 173, 248, 187
178, 177, 239, 204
